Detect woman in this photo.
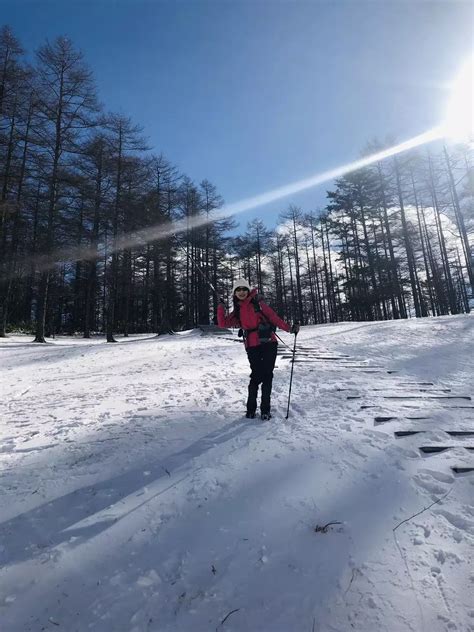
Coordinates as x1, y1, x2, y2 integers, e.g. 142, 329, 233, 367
217, 278, 299, 419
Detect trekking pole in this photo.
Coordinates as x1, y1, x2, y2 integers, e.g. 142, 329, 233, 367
285, 330, 298, 419
274, 331, 293, 351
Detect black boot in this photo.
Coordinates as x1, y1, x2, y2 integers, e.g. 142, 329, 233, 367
246, 379, 258, 418
261, 372, 274, 418
261, 412, 272, 420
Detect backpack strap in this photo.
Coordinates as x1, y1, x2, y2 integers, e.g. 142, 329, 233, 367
251, 295, 276, 341
251, 295, 272, 325
251, 295, 262, 313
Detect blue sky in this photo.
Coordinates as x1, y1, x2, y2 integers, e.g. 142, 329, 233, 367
3, 0, 473, 231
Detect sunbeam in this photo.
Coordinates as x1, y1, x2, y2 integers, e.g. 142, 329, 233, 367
12, 126, 443, 280
442, 53, 474, 141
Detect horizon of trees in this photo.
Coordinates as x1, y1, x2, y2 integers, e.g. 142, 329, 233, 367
0, 25, 472, 341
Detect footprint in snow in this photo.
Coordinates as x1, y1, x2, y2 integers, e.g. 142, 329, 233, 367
0, 438, 16, 453
291, 403, 307, 416
434, 509, 474, 535
413, 473, 450, 496
417, 468, 455, 485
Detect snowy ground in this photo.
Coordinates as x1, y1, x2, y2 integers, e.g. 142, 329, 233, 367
1, 316, 473, 632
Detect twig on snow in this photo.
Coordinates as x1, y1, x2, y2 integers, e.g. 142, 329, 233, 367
393, 531, 425, 631
393, 490, 451, 532
343, 567, 357, 596
314, 521, 342, 533
391, 489, 451, 632
217, 608, 240, 630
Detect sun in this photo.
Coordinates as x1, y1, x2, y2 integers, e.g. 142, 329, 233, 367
442, 54, 474, 142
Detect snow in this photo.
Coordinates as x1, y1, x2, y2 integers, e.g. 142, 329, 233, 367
1, 316, 473, 632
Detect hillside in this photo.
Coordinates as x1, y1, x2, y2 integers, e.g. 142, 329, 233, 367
1, 315, 473, 632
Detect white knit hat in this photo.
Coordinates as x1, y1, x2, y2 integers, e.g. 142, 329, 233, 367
232, 278, 250, 294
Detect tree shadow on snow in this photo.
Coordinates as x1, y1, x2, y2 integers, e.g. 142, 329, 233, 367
0, 417, 251, 567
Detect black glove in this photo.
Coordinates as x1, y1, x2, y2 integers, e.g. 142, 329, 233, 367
291, 323, 300, 334
218, 296, 226, 305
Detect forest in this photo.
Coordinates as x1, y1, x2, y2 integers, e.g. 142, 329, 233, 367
0, 26, 472, 342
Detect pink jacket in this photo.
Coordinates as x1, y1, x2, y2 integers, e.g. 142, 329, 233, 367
217, 289, 290, 348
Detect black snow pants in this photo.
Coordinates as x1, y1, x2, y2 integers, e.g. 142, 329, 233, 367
246, 342, 278, 415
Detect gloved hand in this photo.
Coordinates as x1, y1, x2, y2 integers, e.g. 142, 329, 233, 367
291, 323, 300, 334
218, 296, 226, 305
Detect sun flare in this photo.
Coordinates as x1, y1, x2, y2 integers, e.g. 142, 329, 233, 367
443, 54, 474, 141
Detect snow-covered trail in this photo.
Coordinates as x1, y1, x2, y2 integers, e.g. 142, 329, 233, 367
1, 316, 473, 631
